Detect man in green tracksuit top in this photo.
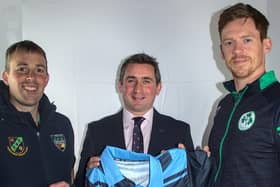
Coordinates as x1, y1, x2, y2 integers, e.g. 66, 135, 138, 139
207, 3, 280, 187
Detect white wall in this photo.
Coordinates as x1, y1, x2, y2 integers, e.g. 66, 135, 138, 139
267, 0, 280, 77
0, 0, 22, 73
0, 0, 278, 171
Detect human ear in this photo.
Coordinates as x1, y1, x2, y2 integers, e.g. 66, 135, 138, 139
2, 71, 9, 86
263, 37, 272, 54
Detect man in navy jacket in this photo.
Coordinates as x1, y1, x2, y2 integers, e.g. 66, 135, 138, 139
208, 3, 280, 187
0, 40, 75, 187
75, 53, 194, 187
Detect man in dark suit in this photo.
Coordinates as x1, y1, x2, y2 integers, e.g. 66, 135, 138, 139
74, 53, 194, 187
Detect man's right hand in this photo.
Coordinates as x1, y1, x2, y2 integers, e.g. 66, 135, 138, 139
49, 181, 69, 187
87, 156, 101, 169
203, 146, 211, 157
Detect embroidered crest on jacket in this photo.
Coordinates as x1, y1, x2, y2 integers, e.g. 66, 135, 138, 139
50, 134, 66, 152
238, 111, 255, 131
7, 137, 29, 156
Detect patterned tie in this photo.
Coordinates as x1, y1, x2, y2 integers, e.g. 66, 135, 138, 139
132, 117, 145, 153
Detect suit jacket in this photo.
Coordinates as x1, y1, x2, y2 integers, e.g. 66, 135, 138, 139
74, 109, 194, 187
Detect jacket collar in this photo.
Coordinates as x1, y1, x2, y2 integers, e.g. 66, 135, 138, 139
0, 80, 56, 124
223, 71, 278, 100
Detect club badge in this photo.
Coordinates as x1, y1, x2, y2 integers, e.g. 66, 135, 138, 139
7, 137, 28, 157
50, 134, 66, 152
238, 111, 255, 131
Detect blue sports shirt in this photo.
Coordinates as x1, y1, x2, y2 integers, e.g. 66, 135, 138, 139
86, 146, 189, 187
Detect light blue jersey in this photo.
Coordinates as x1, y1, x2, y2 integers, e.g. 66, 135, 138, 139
86, 146, 189, 187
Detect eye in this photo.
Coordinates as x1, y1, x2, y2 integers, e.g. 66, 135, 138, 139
143, 79, 152, 84
36, 67, 46, 74
16, 66, 28, 73
243, 38, 252, 44
223, 40, 233, 47
127, 78, 134, 83
126, 78, 136, 85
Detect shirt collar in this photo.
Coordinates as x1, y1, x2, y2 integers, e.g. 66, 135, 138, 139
123, 108, 154, 128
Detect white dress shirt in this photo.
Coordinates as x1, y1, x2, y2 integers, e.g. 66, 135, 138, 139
123, 108, 154, 153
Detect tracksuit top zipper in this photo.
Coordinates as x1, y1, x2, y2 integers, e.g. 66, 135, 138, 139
214, 86, 249, 182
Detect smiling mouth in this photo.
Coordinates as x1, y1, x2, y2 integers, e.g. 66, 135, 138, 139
132, 95, 145, 101
234, 58, 247, 63
232, 56, 249, 63
23, 84, 38, 92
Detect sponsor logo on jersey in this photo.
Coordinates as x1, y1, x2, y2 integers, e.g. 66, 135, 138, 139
238, 111, 255, 131
50, 134, 66, 152
7, 137, 28, 156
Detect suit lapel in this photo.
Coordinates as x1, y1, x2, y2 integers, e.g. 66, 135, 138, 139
148, 109, 166, 155
113, 110, 126, 149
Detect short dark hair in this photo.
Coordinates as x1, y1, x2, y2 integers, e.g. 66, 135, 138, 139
218, 3, 269, 40
5, 40, 47, 71
119, 53, 161, 85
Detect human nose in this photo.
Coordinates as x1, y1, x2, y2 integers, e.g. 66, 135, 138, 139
134, 81, 143, 92
233, 41, 244, 55
25, 70, 35, 81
